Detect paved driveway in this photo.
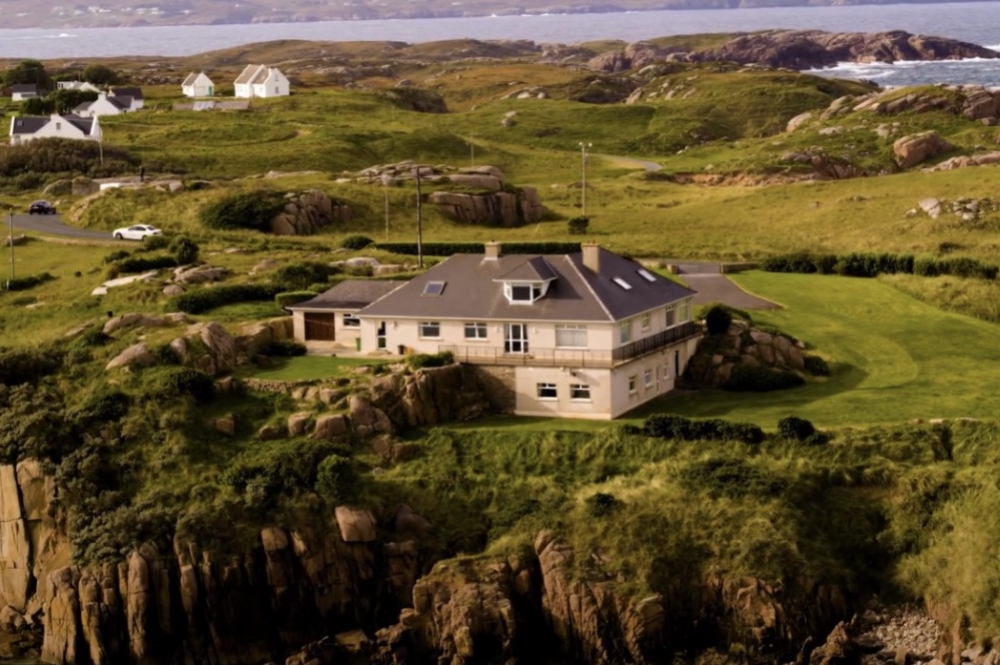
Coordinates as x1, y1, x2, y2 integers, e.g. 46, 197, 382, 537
668, 261, 779, 310
6, 213, 113, 241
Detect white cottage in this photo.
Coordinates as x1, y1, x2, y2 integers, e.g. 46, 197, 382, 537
9, 114, 101, 145
234, 64, 289, 98
74, 92, 132, 118
57, 81, 100, 92
10, 84, 42, 101
110, 87, 144, 110
181, 72, 214, 98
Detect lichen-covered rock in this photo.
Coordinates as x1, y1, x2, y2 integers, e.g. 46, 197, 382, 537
194, 322, 237, 375
334, 507, 376, 543
269, 190, 352, 236
893, 131, 951, 168
313, 414, 350, 440
287, 412, 313, 437
428, 187, 545, 227
367, 364, 490, 429
682, 323, 807, 389
105, 343, 156, 371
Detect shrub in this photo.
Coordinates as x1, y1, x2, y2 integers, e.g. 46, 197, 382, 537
341, 235, 374, 250
103, 250, 131, 264
642, 414, 764, 445
0, 346, 62, 386
152, 343, 180, 365
115, 256, 176, 274
586, 492, 619, 517
4, 272, 55, 291
170, 236, 200, 265
172, 284, 284, 314
77, 390, 130, 424
0, 137, 138, 183
259, 340, 307, 357
275, 291, 318, 308
804, 355, 830, 376
406, 351, 454, 370
373, 242, 582, 256
567, 216, 590, 234
198, 191, 286, 232
722, 366, 805, 392
274, 262, 339, 290
315, 454, 360, 504
805, 432, 831, 446
79, 328, 111, 346
778, 416, 816, 442
704, 305, 733, 335
148, 368, 214, 403
141, 234, 170, 251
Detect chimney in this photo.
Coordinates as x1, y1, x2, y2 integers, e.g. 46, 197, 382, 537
484, 241, 501, 260
581, 242, 600, 274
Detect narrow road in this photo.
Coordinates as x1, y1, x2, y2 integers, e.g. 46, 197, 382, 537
599, 155, 663, 172
6, 214, 113, 241
665, 260, 779, 311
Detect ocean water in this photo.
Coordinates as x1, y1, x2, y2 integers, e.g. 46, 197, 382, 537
1, 3, 1000, 86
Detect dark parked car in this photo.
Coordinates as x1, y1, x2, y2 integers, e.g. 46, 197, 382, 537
28, 200, 56, 215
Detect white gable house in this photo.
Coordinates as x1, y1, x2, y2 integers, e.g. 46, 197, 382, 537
9, 114, 101, 145
110, 87, 144, 110
74, 92, 132, 118
57, 81, 100, 92
10, 84, 42, 101
234, 64, 289, 98
182, 72, 214, 98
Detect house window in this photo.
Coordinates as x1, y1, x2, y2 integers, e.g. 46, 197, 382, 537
679, 299, 690, 323
464, 322, 488, 339
663, 364, 672, 380
555, 324, 587, 348
644, 368, 654, 387
419, 321, 441, 338
570, 384, 591, 401
505, 282, 544, 304
620, 320, 633, 345
511, 285, 532, 302
641, 313, 651, 330
628, 376, 637, 394
665, 305, 677, 327
343, 313, 360, 327
55, 122, 61, 130
537, 383, 558, 400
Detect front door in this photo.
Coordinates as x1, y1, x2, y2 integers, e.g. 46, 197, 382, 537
504, 323, 528, 354
377, 322, 387, 350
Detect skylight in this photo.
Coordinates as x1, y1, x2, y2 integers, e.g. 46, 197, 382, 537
612, 277, 633, 291
637, 269, 657, 283
423, 281, 446, 296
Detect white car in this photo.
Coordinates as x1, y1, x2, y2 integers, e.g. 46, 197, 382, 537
113, 224, 162, 241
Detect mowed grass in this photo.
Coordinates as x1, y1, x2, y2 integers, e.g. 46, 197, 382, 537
463, 272, 1000, 432
233, 355, 390, 381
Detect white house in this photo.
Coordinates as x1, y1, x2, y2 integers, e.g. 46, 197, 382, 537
110, 87, 144, 110
181, 72, 214, 98
234, 64, 289, 98
57, 81, 100, 92
9, 114, 101, 145
10, 84, 42, 101
288, 243, 702, 420
74, 92, 132, 118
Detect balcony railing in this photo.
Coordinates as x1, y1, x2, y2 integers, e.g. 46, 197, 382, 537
441, 322, 702, 369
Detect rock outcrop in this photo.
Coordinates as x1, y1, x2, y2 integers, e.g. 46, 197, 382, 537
105, 343, 156, 371
893, 131, 952, 168
269, 190, 353, 236
366, 364, 491, 428
682, 320, 806, 389
428, 187, 545, 226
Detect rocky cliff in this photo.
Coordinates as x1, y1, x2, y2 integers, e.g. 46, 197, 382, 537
269, 190, 353, 236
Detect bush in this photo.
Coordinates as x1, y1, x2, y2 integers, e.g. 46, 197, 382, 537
586, 492, 619, 517
406, 351, 454, 370
373, 242, 582, 256
0, 137, 138, 182
115, 256, 176, 274
4, 272, 55, 291
704, 305, 733, 335
76, 390, 130, 424
722, 366, 805, 392
103, 250, 131, 264
152, 343, 180, 365
567, 216, 590, 234
198, 191, 286, 232
79, 328, 111, 346
0, 346, 62, 386
172, 284, 285, 314
778, 416, 816, 442
170, 236, 200, 265
275, 291, 318, 308
804, 355, 830, 376
259, 340, 307, 357
315, 454, 360, 504
141, 234, 170, 251
642, 414, 764, 445
274, 262, 340, 290
341, 235, 374, 250
765, 252, 998, 281
148, 368, 214, 403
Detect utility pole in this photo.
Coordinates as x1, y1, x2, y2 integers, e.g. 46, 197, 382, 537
415, 169, 424, 269
470, 134, 475, 167
381, 173, 391, 241
7, 206, 14, 290
579, 142, 592, 218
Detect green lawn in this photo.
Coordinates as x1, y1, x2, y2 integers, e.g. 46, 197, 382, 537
460, 272, 1000, 431
234, 355, 391, 381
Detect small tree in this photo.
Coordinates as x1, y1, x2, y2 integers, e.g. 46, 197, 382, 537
3, 59, 49, 88
315, 455, 359, 504
568, 216, 590, 235
82, 64, 118, 86
704, 305, 733, 335
170, 236, 199, 265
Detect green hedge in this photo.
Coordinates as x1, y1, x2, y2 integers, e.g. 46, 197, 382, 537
373, 242, 582, 256
722, 366, 805, 392
199, 191, 286, 232
274, 262, 341, 290
172, 284, 285, 314
639, 414, 765, 446
115, 255, 177, 274
275, 291, 318, 308
4, 273, 55, 291
763, 252, 998, 280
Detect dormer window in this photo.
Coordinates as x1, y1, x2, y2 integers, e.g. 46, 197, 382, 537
496, 256, 556, 305
504, 282, 545, 304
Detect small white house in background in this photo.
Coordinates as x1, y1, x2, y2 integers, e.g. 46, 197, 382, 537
74, 92, 133, 118
234, 64, 289, 98
110, 87, 144, 110
57, 81, 100, 92
9, 114, 101, 145
181, 72, 214, 98
10, 84, 42, 101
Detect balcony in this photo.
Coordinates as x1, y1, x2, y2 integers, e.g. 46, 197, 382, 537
441, 321, 702, 369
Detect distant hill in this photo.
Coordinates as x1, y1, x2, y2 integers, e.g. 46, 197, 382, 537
0, 0, 997, 30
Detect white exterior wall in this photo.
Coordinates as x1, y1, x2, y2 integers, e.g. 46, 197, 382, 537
608, 336, 700, 418
12, 92, 33, 101
514, 366, 614, 419
78, 95, 125, 118
255, 69, 290, 98
9, 116, 99, 145
183, 76, 214, 98
234, 82, 253, 98
293, 309, 363, 351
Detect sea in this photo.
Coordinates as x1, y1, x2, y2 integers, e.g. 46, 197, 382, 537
1, 4, 1000, 85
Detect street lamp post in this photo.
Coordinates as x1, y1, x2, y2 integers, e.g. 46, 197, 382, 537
579, 142, 592, 218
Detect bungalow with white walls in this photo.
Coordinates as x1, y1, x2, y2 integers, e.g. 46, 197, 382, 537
74, 92, 133, 118
9, 114, 101, 145
110, 87, 144, 110
234, 64, 290, 98
10, 84, 42, 101
181, 72, 214, 98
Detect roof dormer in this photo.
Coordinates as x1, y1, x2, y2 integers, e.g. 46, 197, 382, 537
494, 256, 556, 305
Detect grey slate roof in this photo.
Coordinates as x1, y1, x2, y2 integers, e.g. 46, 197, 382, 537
235, 64, 263, 85
288, 280, 407, 311
65, 115, 96, 134
111, 87, 143, 100
11, 84, 39, 95
9, 116, 48, 134
359, 248, 696, 323
496, 256, 556, 282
